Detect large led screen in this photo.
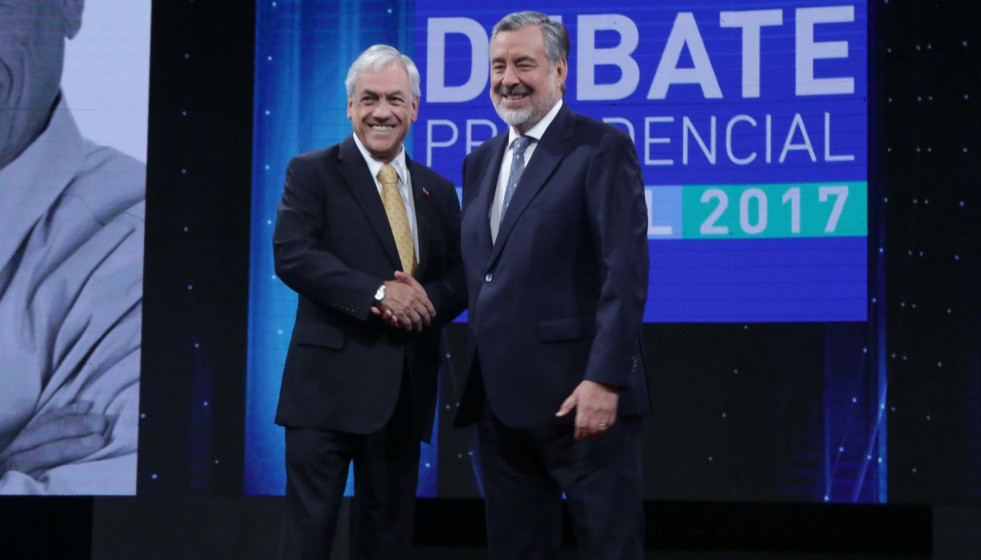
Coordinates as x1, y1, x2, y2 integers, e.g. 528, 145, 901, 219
248, 0, 867, 497
0, 0, 150, 495
419, 1, 867, 322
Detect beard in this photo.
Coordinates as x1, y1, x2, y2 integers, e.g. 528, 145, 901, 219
492, 82, 560, 131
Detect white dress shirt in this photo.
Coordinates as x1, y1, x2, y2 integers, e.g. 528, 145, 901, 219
489, 99, 564, 243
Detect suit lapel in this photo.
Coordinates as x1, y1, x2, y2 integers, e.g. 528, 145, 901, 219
466, 134, 507, 259
406, 157, 431, 279
337, 136, 403, 272
489, 104, 574, 267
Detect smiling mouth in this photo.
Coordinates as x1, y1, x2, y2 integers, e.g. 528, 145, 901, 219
370, 124, 394, 131
497, 85, 531, 103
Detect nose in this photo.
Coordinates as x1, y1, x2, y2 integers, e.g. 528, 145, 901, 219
501, 63, 520, 87
372, 99, 393, 119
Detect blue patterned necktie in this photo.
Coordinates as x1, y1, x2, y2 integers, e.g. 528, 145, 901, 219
501, 136, 533, 220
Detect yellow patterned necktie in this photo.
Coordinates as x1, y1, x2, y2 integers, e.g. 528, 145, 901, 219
377, 163, 416, 274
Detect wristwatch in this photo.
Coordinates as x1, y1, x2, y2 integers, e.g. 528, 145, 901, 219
373, 284, 386, 303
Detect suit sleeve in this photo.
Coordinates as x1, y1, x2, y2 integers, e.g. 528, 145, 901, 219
423, 178, 467, 328
582, 130, 649, 388
273, 156, 380, 320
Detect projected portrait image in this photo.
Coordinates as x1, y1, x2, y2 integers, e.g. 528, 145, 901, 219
0, 0, 148, 495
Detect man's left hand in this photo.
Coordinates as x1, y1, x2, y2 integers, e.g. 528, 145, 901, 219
555, 380, 619, 441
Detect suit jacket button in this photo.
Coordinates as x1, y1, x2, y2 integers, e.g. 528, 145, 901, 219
484, 273, 493, 282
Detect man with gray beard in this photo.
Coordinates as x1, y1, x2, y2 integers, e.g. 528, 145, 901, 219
455, 10, 651, 560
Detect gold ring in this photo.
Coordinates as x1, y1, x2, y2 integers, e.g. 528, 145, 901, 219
596, 423, 609, 429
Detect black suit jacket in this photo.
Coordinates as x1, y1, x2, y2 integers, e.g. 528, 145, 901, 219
457, 103, 650, 429
273, 135, 466, 440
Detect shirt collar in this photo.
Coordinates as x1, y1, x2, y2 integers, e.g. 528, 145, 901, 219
351, 134, 408, 184
0, 95, 86, 265
507, 98, 563, 147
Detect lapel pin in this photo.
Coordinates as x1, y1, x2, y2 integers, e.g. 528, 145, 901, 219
423, 187, 430, 197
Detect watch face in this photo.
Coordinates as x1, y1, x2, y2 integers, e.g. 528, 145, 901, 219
375, 285, 386, 301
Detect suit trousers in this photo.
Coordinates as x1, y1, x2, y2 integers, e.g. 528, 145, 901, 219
477, 408, 645, 560
277, 370, 419, 560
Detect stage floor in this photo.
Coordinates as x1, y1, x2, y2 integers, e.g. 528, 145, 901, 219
412, 550, 929, 560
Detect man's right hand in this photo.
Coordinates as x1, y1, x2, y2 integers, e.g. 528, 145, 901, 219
0, 402, 109, 480
371, 271, 436, 332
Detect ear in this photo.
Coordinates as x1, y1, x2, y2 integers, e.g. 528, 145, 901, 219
409, 96, 419, 123
347, 97, 354, 120
63, 0, 84, 40
555, 57, 568, 90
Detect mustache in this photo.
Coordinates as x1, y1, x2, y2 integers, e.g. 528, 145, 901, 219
497, 84, 532, 97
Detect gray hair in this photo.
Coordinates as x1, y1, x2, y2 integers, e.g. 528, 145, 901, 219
345, 44, 421, 101
491, 12, 569, 94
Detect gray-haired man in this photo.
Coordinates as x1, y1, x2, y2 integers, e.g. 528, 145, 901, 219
273, 44, 466, 559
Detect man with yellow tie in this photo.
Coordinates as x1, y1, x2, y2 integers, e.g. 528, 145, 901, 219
272, 44, 466, 560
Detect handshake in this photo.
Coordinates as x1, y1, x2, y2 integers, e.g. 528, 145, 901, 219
370, 271, 436, 333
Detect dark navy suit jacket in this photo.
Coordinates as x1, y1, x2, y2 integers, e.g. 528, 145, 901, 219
456, 103, 650, 429
273, 135, 466, 440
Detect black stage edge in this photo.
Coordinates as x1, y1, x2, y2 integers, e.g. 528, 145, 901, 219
415, 499, 932, 555
91, 496, 283, 560
89, 497, 935, 559
0, 497, 959, 559
0, 497, 92, 560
